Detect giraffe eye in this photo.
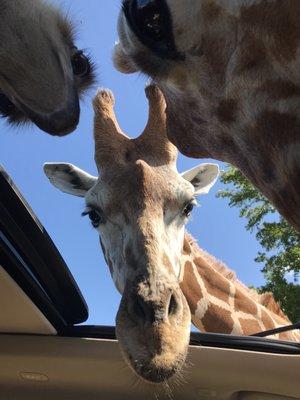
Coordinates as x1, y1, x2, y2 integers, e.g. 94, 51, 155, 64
0, 93, 16, 116
123, 0, 184, 60
71, 50, 91, 78
88, 210, 101, 227
182, 200, 196, 218
133, 0, 165, 42
82, 209, 105, 228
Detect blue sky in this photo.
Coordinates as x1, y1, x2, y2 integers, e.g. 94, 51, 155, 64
0, 1, 266, 326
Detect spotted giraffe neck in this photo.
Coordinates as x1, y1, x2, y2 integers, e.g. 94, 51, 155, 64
179, 233, 300, 342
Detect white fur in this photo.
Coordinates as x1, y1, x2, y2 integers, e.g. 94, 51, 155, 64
44, 163, 97, 197
182, 163, 219, 195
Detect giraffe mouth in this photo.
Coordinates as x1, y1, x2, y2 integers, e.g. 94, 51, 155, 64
14, 85, 80, 136
0, 73, 80, 135
129, 351, 188, 383
117, 324, 190, 383
116, 287, 191, 383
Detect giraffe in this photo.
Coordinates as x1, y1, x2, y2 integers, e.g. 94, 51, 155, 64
180, 233, 300, 342
114, 0, 300, 232
0, 0, 95, 135
44, 85, 299, 384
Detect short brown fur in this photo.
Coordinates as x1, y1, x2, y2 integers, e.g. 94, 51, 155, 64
115, 0, 300, 231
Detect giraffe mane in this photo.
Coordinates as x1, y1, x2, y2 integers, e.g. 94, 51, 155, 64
258, 293, 291, 323
186, 234, 291, 323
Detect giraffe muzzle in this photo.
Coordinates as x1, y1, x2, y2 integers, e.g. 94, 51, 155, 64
116, 282, 191, 383
15, 84, 80, 136
132, 288, 181, 325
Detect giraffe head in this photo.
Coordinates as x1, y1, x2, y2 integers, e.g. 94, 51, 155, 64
44, 85, 219, 383
114, 1, 300, 232
0, 0, 95, 135
113, 0, 241, 157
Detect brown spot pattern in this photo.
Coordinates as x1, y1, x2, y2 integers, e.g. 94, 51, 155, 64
258, 80, 300, 101
183, 238, 192, 255
235, 288, 257, 315
163, 254, 173, 274
202, 33, 231, 79
234, 34, 266, 75
216, 98, 238, 124
279, 332, 292, 341
260, 293, 290, 322
202, 1, 222, 22
201, 303, 234, 334
261, 308, 276, 331
180, 261, 203, 315
241, 1, 300, 61
256, 110, 298, 146
194, 258, 230, 304
239, 318, 262, 335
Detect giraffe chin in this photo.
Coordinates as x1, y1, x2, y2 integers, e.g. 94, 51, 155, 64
116, 293, 191, 383
130, 352, 187, 384
116, 324, 190, 383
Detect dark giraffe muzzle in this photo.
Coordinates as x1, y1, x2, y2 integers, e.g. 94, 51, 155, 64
116, 277, 191, 383
16, 84, 80, 136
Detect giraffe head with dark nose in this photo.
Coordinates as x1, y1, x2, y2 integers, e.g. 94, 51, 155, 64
0, 0, 95, 135
44, 85, 219, 382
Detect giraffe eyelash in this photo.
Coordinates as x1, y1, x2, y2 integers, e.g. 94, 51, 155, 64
81, 205, 93, 217
81, 209, 90, 217
81, 206, 106, 227
178, 198, 195, 220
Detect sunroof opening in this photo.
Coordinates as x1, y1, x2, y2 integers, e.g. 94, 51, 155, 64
0, 1, 298, 344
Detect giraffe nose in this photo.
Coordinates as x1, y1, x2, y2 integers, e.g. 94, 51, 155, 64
132, 289, 180, 324
16, 84, 80, 136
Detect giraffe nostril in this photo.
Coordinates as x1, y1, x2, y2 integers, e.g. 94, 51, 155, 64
168, 293, 178, 316
132, 289, 180, 323
133, 295, 156, 323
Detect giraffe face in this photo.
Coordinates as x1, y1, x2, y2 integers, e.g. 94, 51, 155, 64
114, 0, 239, 158
44, 85, 219, 383
0, 0, 95, 135
113, 1, 244, 159
84, 162, 195, 293
114, 0, 259, 84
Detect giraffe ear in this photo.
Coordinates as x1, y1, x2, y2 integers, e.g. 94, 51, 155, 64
181, 163, 220, 195
44, 163, 97, 197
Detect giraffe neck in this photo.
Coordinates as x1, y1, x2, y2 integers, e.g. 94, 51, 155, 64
226, 145, 300, 233
179, 233, 300, 342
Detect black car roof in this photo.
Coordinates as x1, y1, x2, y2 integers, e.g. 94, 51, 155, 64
0, 165, 88, 331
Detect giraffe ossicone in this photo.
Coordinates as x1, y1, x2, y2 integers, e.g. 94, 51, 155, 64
44, 85, 299, 383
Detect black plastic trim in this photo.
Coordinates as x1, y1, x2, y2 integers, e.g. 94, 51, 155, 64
0, 237, 67, 331
252, 321, 300, 338
62, 325, 300, 355
189, 331, 300, 354
0, 166, 88, 325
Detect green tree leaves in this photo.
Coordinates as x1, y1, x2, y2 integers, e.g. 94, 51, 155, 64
217, 165, 300, 322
